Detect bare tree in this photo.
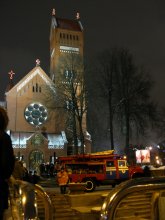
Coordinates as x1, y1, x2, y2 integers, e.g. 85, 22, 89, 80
88, 48, 158, 155
94, 49, 118, 150
53, 53, 87, 154
112, 48, 158, 155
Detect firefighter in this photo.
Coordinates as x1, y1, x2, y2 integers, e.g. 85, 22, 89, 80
57, 167, 69, 194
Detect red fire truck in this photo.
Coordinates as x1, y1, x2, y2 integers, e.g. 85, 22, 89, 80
58, 150, 144, 192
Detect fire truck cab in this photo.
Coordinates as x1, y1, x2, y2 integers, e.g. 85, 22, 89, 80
58, 150, 144, 192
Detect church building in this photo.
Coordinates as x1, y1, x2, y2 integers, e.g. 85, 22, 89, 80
6, 64, 68, 171
2, 10, 91, 172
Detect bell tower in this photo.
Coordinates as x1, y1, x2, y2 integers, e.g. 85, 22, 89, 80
49, 9, 84, 82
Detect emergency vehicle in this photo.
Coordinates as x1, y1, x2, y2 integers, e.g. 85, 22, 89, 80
58, 150, 144, 192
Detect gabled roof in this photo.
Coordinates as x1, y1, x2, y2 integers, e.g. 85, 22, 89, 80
6, 66, 54, 95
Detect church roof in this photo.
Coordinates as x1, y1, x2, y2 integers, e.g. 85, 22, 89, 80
55, 17, 82, 31
6, 66, 54, 96
50, 11, 83, 41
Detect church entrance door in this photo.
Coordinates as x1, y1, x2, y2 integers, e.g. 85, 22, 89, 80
29, 150, 44, 174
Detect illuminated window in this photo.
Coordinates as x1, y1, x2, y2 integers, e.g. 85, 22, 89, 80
24, 103, 48, 126
118, 160, 126, 167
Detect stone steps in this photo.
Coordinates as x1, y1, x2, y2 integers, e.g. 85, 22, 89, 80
47, 192, 81, 220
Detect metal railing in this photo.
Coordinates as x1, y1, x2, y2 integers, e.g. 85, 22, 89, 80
100, 177, 165, 220
8, 178, 53, 220
35, 184, 53, 220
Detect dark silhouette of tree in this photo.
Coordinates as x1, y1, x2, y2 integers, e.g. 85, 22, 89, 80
94, 49, 118, 150
88, 48, 158, 156
50, 53, 87, 155
113, 48, 158, 155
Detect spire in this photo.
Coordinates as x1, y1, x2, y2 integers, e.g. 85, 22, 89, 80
51, 8, 57, 28
76, 12, 80, 20
52, 8, 56, 16
76, 12, 83, 31
36, 59, 40, 66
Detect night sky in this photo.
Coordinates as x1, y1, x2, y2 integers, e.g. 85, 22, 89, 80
0, 0, 165, 107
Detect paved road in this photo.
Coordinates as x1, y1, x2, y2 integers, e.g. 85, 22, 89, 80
43, 184, 112, 195
39, 177, 113, 192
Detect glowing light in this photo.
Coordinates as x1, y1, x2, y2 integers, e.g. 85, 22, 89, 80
19, 188, 22, 195
101, 201, 107, 211
8, 70, 15, 79
156, 159, 160, 164
60, 46, 79, 53
22, 195, 26, 205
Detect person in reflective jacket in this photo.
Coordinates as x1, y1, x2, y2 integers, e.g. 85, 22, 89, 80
57, 167, 69, 194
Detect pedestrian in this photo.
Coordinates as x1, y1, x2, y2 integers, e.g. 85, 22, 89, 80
12, 158, 25, 180
57, 167, 69, 194
143, 165, 151, 177
23, 167, 30, 182
27, 171, 34, 184
32, 171, 40, 184
0, 107, 15, 219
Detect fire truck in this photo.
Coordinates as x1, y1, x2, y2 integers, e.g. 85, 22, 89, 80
58, 150, 144, 192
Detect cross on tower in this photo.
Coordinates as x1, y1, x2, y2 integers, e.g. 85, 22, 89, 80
36, 59, 40, 66
76, 12, 80, 20
52, 8, 55, 16
8, 70, 15, 80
